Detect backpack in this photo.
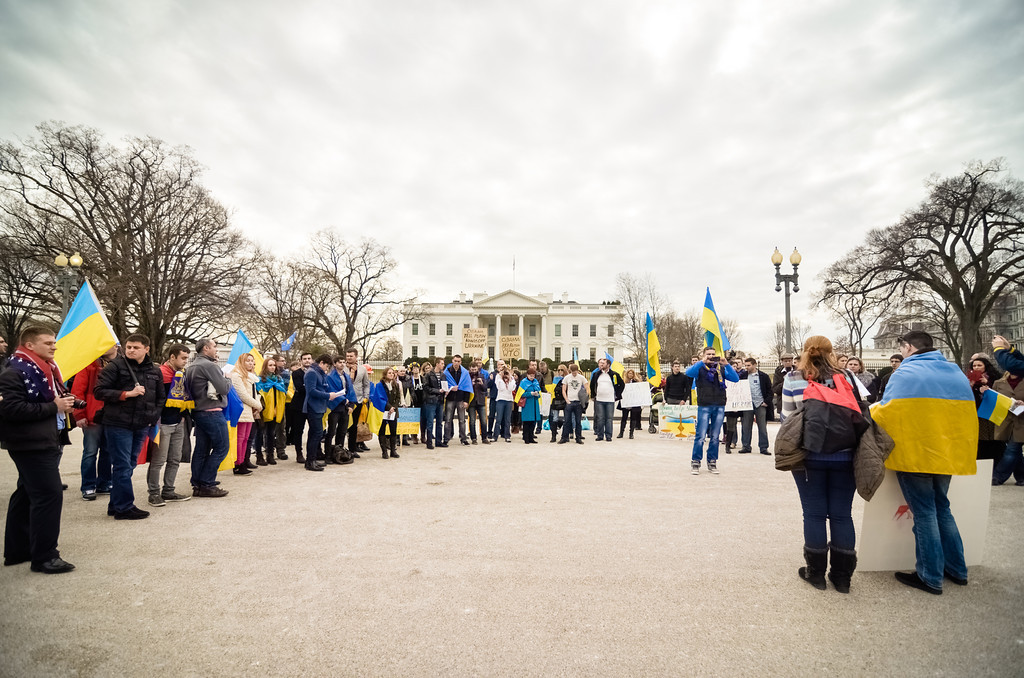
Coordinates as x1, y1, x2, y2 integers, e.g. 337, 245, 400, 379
802, 370, 869, 454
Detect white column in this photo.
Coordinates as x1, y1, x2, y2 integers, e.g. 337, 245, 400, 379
495, 314, 502, 359
518, 314, 524, 337
539, 313, 546, 359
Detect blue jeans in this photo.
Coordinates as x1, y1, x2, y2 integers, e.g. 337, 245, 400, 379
424, 401, 443, 444
692, 405, 726, 462
104, 425, 146, 513
191, 410, 230, 488
896, 472, 968, 590
993, 441, 1024, 484
792, 459, 856, 550
487, 397, 497, 437
492, 400, 513, 440
80, 424, 111, 493
306, 412, 325, 460
594, 401, 615, 440
561, 401, 583, 442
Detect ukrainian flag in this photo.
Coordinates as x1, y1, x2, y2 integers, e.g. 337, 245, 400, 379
365, 380, 391, 436
645, 313, 661, 386
873, 350, 977, 476
218, 389, 247, 472
978, 388, 1013, 426
225, 329, 264, 374
701, 287, 730, 356
54, 279, 118, 380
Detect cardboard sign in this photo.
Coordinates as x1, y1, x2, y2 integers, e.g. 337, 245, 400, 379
858, 460, 992, 571
621, 382, 653, 409
397, 407, 421, 435
659, 404, 698, 439
499, 335, 523, 360
462, 328, 487, 353
725, 380, 753, 412
538, 393, 552, 416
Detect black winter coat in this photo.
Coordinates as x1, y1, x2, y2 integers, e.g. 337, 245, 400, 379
95, 356, 165, 430
0, 368, 60, 452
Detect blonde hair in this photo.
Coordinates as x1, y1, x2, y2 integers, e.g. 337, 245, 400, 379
234, 353, 256, 378
624, 368, 637, 382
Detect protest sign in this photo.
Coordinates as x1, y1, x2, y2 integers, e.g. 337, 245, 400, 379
659, 404, 698, 439
397, 407, 421, 435
859, 460, 992, 571
499, 335, 522, 359
462, 328, 486, 354
621, 382, 652, 409
725, 380, 753, 412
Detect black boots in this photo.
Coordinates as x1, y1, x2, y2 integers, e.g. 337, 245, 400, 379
266, 451, 278, 465
390, 436, 399, 459
244, 452, 258, 470
381, 437, 389, 459
296, 451, 305, 464
799, 546, 828, 590
828, 544, 857, 594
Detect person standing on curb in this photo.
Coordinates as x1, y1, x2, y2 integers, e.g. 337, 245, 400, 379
94, 334, 165, 520
185, 338, 232, 498
0, 327, 77, 574
873, 330, 976, 595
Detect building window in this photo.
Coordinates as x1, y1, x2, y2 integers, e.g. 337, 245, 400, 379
555, 324, 561, 337
572, 324, 579, 337
607, 348, 614, 358
529, 346, 536, 360
412, 323, 419, 336
508, 324, 515, 335
589, 324, 596, 337
429, 323, 436, 336
488, 324, 495, 337
529, 324, 536, 337
445, 345, 453, 357
446, 323, 453, 336
590, 348, 597, 361
428, 345, 436, 357
488, 345, 495, 358
411, 346, 418, 358
464, 323, 470, 329
554, 347, 561, 362
607, 324, 614, 337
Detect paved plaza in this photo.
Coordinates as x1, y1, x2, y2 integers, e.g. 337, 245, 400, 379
1, 423, 1022, 677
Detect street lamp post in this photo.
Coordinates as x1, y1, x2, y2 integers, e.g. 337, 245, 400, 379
54, 252, 84, 325
771, 247, 802, 354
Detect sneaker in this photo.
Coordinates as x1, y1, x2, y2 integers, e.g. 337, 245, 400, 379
96, 487, 111, 495
82, 489, 97, 501
691, 462, 700, 475
161, 492, 191, 502
113, 506, 151, 520
1016, 480, 1024, 486
708, 461, 719, 474
147, 494, 166, 507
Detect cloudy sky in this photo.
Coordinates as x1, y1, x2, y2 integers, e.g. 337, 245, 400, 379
2, 0, 1022, 352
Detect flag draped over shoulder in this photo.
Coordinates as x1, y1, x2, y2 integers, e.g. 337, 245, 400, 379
364, 380, 390, 435
54, 280, 118, 380
225, 330, 264, 374
218, 389, 247, 472
602, 351, 624, 376
645, 313, 661, 386
978, 388, 1013, 426
701, 287, 730, 356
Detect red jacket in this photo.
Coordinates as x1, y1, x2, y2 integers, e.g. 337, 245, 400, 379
71, 360, 106, 425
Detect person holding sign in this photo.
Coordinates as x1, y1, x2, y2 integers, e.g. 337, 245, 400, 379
617, 370, 643, 439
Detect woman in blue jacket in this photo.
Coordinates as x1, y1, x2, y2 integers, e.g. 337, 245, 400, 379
518, 366, 542, 444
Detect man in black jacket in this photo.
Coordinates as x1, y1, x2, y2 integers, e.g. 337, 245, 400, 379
95, 334, 165, 520
288, 352, 313, 461
738, 357, 774, 455
772, 353, 795, 417
663, 360, 692, 404
0, 327, 77, 574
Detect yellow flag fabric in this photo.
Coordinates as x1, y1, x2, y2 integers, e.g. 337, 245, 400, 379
54, 280, 118, 379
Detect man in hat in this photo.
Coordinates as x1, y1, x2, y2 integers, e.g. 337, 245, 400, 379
773, 353, 795, 418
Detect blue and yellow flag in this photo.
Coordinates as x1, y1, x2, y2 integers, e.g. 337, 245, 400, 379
701, 287, 730, 357
218, 389, 247, 472
645, 313, 661, 387
54, 279, 118, 380
978, 388, 1013, 426
225, 329, 264, 374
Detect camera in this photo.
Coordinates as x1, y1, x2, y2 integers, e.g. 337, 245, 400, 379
73, 399, 88, 409
709, 356, 720, 363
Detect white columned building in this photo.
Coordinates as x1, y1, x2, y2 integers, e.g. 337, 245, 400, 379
402, 290, 622, 364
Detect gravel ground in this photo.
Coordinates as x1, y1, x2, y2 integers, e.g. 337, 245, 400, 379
1, 423, 1022, 678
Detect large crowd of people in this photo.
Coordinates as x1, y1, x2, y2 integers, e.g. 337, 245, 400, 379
0, 325, 1022, 589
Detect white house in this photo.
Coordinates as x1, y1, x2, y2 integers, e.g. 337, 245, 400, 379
403, 290, 622, 363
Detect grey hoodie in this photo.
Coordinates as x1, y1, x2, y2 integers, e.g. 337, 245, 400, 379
185, 354, 231, 411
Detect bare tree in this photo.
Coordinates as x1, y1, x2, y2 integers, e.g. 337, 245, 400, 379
818, 260, 896, 356
0, 122, 256, 355
765, 319, 812, 360
614, 272, 668, 366
816, 160, 1024, 363
0, 229, 60, 347
372, 338, 404, 362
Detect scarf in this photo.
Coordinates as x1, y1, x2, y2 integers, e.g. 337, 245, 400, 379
10, 347, 67, 429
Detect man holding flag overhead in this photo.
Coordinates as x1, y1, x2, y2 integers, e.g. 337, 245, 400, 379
185, 338, 232, 498
0, 326, 77, 574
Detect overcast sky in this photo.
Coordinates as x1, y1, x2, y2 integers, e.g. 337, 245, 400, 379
2, 0, 1022, 352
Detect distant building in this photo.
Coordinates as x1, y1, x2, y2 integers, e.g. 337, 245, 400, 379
403, 290, 621, 363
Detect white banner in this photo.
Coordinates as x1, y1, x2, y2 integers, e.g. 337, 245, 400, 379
620, 382, 652, 409
725, 380, 753, 412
